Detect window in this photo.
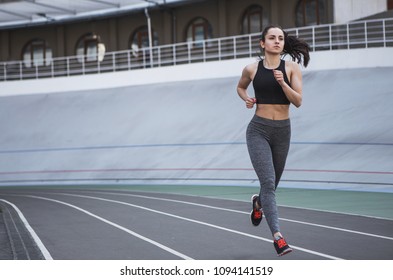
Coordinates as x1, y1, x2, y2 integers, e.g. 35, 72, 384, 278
22, 39, 52, 68
76, 33, 105, 63
242, 5, 264, 34
130, 26, 158, 56
186, 17, 212, 44
296, 0, 327, 27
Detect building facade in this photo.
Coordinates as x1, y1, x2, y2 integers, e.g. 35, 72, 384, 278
0, 0, 390, 66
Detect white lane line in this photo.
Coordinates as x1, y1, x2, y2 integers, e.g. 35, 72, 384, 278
84, 191, 393, 241
279, 217, 393, 241
52, 192, 343, 260
0, 199, 53, 260
278, 203, 393, 221
23, 195, 193, 260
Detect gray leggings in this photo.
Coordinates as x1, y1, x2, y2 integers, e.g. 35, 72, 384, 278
246, 115, 291, 235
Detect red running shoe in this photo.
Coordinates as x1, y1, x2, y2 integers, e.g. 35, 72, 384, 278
274, 236, 293, 257
250, 194, 263, 226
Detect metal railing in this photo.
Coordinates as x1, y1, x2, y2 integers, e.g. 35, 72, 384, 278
1, 18, 392, 82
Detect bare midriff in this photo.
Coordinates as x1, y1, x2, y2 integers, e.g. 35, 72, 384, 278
255, 104, 290, 120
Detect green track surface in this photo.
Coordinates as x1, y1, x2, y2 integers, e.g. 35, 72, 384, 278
2, 184, 392, 220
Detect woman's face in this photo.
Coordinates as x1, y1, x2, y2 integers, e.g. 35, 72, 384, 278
261, 27, 285, 54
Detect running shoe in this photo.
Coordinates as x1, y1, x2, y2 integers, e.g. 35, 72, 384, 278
273, 236, 293, 257
250, 194, 263, 226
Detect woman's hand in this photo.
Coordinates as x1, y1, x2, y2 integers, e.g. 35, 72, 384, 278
273, 70, 285, 86
245, 97, 257, 109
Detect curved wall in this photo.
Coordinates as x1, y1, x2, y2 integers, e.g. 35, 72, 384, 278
0, 48, 392, 191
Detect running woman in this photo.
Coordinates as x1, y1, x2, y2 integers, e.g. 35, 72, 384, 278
237, 25, 310, 256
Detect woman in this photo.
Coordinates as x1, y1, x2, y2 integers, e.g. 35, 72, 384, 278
237, 25, 310, 256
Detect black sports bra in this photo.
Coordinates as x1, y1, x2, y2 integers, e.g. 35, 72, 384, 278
252, 60, 290, 105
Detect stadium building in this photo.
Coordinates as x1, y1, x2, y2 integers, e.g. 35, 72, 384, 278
0, 0, 391, 69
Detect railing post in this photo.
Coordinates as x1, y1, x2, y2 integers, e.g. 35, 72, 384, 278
249, 34, 252, 57
312, 26, 315, 52
347, 23, 350, 49
173, 45, 177, 65
3, 63, 6, 81
203, 41, 206, 62
19, 61, 23, 80
112, 52, 116, 71
51, 59, 54, 78
143, 49, 146, 68
218, 38, 221, 61
66, 57, 70, 76
127, 50, 131, 70
158, 46, 161, 67
383, 19, 386, 47
82, 56, 85, 75
329, 25, 332, 50
187, 42, 191, 64
233, 37, 236, 59
365, 21, 368, 48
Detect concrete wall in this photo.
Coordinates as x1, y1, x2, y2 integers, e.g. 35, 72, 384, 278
0, 48, 392, 192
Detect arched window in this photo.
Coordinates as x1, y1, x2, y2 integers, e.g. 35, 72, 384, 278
22, 39, 52, 68
76, 33, 106, 63
242, 5, 264, 34
186, 17, 212, 43
296, 0, 327, 27
129, 26, 158, 55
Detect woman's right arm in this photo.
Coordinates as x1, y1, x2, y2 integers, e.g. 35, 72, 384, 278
237, 64, 256, 109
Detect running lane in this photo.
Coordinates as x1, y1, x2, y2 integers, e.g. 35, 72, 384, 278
0, 187, 392, 260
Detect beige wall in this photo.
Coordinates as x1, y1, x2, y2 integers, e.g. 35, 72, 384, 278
334, 0, 387, 23
0, 0, 337, 62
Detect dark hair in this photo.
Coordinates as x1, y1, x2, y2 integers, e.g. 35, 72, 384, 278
260, 25, 310, 67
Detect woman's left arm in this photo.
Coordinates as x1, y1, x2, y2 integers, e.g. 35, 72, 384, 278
273, 62, 303, 108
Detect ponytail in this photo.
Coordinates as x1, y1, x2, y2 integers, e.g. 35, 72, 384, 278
260, 25, 310, 68
283, 30, 310, 67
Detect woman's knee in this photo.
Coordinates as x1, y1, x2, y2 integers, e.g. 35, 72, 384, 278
259, 178, 276, 195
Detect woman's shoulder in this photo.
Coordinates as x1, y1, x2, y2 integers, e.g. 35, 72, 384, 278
284, 60, 299, 68
284, 60, 302, 72
284, 60, 302, 80
243, 61, 259, 74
